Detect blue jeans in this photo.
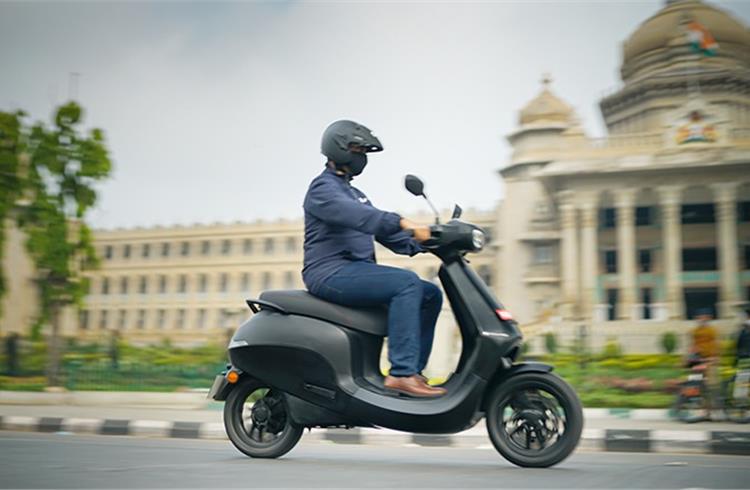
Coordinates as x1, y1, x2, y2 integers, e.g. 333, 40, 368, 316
310, 261, 443, 377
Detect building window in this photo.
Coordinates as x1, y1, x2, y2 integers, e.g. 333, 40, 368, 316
178, 274, 187, 293
286, 237, 296, 254
243, 239, 253, 255
641, 288, 652, 320
284, 271, 295, 289
104, 245, 113, 260
201, 240, 211, 255
157, 309, 166, 329
681, 203, 715, 224
120, 277, 128, 295
99, 310, 108, 330
600, 208, 616, 229
196, 309, 206, 329
139, 276, 147, 294
639, 249, 652, 273
101, 277, 110, 295
739, 202, 750, 222
161, 242, 170, 257
221, 239, 231, 255
605, 250, 617, 273
532, 244, 553, 264
158, 275, 167, 294
262, 272, 272, 290
477, 265, 492, 287
136, 310, 146, 330
176, 309, 186, 329
117, 309, 127, 330
123, 244, 131, 259
142, 244, 150, 258
181, 241, 190, 256
219, 273, 229, 293
635, 206, 652, 226
264, 238, 275, 255
79, 310, 89, 330
198, 274, 207, 293
606, 289, 618, 321
240, 273, 251, 291
682, 247, 717, 271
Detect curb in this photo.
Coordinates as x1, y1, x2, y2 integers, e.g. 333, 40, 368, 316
1, 416, 748, 455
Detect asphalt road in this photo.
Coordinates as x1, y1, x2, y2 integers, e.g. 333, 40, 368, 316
1, 432, 749, 488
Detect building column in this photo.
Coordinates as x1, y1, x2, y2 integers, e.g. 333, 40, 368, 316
657, 186, 684, 319
558, 191, 579, 320
579, 195, 599, 321
712, 182, 740, 318
615, 188, 638, 320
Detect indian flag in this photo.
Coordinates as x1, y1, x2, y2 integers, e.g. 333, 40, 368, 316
687, 21, 718, 56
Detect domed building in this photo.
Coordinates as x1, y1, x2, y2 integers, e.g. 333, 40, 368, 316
497, 0, 750, 351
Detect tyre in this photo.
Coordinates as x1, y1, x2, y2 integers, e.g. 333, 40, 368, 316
486, 372, 583, 468
224, 378, 304, 458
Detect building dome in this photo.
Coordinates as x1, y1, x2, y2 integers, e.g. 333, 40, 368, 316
621, 0, 750, 81
519, 76, 574, 126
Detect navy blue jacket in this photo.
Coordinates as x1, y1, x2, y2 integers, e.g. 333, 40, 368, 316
302, 167, 423, 293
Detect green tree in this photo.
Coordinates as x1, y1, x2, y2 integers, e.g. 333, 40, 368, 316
0, 111, 25, 319
15, 102, 112, 386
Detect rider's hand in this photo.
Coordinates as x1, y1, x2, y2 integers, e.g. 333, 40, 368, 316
400, 218, 432, 242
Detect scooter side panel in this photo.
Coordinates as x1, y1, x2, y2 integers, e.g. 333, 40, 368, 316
229, 311, 360, 413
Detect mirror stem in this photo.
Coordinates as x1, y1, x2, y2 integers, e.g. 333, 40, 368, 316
423, 193, 440, 224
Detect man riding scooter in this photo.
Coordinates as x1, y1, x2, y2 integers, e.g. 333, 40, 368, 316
302, 119, 445, 398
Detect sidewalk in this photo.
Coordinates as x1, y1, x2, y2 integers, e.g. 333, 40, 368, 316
1, 391, 749, 455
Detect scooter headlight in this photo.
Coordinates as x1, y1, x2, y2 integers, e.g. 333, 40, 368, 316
471, 229, 486, 251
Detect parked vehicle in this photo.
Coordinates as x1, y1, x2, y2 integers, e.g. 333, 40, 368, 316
674, 353, 711, 423
722, 360, 750, 424
208, 175, 583, 468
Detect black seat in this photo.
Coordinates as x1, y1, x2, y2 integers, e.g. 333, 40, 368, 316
259, 290, 388, 337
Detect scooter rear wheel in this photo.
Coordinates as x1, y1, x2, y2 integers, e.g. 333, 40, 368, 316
224, 377, 303, 458
486, 372, 583, 468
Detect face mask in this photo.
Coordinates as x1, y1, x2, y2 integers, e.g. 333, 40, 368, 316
348, 152, 368, 176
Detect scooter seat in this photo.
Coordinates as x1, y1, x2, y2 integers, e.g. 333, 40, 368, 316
259, 290, 388, 337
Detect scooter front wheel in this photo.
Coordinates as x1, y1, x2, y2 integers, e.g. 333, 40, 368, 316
486, 372, 583, 468
224, 377, 303, 458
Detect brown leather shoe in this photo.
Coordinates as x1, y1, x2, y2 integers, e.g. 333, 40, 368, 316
384, 375, 447, 398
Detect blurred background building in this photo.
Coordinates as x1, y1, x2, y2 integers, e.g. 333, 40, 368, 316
496, 0, 750, 354
2, 0, 749, 370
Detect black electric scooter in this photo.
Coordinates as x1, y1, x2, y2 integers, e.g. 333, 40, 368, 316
209, 175, 583, 468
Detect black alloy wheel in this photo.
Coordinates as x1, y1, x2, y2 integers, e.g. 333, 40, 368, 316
224, 378, 303, 458
486, 372, 583, 468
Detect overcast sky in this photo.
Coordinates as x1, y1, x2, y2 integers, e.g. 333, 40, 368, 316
2, 0, 749, 230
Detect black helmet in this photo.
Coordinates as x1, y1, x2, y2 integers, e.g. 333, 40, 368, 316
321, 120, 383, 175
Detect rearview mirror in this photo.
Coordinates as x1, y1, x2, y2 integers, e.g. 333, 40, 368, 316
404, 174, 424, 197
451, 204, 463, 219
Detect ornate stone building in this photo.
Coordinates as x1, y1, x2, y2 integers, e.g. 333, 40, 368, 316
496, 0, 750, 352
